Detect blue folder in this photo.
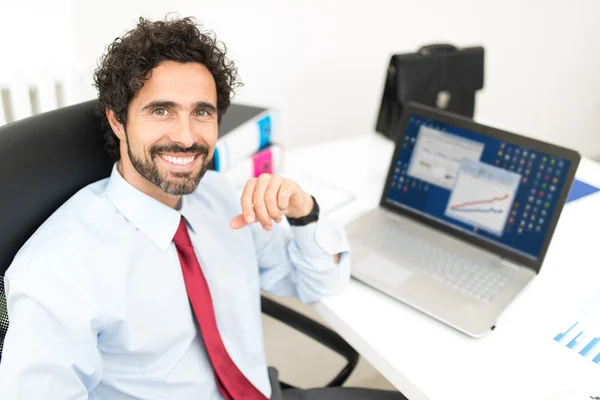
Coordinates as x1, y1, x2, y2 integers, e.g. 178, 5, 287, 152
566, 179, 600, 203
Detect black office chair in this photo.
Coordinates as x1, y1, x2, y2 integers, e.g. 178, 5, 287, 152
0, 99, 359, 389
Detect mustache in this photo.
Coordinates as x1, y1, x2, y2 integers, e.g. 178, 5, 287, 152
150, 143, 209, 157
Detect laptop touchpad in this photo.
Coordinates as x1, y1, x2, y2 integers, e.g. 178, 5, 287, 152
357, 253, 414, 288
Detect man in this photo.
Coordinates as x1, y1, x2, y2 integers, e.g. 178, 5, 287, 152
0, 16, 407, 400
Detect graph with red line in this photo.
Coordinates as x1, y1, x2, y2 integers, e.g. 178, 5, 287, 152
446, 160, 521, 236
449, 194, 510, 214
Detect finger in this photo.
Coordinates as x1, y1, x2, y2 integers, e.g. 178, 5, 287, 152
229, 214, 248, 230
253, 174, 272, 230
278, 179, 298, 212
265, 175, 284, 223
240, 178, 258, 224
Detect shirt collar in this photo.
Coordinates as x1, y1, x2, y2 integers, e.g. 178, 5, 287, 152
105, 163, 185, 252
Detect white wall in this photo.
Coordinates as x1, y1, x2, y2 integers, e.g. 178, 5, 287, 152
67, 0, 600, 157
0, 1, 78, 83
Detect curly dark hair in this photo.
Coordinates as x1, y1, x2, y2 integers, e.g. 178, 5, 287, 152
93, 16, 242, 161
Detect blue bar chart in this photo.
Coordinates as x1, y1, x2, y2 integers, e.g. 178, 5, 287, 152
554, 322, 600, 364
553, 292, 600, 365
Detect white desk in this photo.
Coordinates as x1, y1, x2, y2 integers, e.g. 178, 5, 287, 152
285, 134, 600, 400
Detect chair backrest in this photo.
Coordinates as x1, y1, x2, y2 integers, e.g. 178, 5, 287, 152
0, 100, 114, 360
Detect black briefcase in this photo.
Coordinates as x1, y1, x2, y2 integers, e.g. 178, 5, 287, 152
375, 44, 485, 141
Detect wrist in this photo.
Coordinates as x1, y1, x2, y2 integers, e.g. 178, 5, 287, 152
287, 195, 319, 226
287, 193, 314, 219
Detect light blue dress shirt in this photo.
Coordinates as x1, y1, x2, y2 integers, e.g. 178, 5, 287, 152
0, 164, 351, 399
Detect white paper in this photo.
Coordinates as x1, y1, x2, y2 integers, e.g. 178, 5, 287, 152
553, 290, 600, 366
282, 172, 356, 216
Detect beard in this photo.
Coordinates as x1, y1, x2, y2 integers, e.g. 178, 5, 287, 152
125, 132, 211, 196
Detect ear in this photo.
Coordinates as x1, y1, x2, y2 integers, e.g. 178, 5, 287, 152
106, 108, 126, 140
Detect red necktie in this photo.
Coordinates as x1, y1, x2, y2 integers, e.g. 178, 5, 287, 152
173, 217, 268, 400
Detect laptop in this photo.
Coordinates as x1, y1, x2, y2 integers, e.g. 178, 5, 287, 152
347, 102, 581, 337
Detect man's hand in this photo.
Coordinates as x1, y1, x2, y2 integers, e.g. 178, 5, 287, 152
229, 174, 314, 231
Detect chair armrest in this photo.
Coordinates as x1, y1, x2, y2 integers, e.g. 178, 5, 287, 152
0, 278, 8, 364
260, 295, 359, 388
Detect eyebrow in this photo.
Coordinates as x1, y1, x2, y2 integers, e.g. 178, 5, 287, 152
141, 100, 217, 113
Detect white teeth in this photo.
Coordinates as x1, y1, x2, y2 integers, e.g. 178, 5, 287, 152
161, 155, 195, 165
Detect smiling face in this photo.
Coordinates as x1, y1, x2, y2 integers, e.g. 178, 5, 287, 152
107, 61, 218, 207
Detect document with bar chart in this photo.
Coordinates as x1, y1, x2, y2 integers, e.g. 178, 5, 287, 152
445, 159, 521, 236
553, 291, 600, 366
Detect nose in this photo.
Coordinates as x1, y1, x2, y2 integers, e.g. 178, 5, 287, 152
169, 117, 196, 149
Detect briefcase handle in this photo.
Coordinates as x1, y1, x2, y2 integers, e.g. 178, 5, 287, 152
418, 44, 457, 55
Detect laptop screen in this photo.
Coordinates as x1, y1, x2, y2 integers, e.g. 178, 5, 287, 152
384, 114, 572, 261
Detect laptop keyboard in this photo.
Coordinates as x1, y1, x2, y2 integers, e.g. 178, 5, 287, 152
365, 221, 509, 302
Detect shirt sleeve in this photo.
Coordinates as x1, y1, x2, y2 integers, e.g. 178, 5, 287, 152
253, 216, 352, 304
0, 257, 104, 399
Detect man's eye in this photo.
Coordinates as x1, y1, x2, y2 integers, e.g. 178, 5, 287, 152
195, 110, 208, 117
153, 108, 169, 116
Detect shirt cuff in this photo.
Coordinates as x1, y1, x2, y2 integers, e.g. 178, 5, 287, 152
289, 218, 350, 258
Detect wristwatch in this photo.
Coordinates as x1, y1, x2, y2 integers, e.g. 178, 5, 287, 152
286, 196, 320, 226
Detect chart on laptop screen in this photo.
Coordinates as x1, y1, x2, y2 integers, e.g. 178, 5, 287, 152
445, 160, 520, 236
